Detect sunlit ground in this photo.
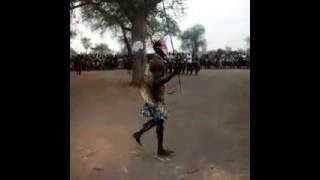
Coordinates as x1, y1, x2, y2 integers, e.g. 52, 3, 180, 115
70, 69, 250, 180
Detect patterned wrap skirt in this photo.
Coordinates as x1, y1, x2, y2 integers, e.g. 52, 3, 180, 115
140, 102, 168, 122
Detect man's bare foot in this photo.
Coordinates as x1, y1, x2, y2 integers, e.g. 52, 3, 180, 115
133, 132, 142, 146
157, 149, 175, 157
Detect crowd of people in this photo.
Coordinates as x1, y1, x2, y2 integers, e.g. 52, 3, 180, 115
70, 53, 133, 75
164, 50, 250, 70
198, 50, 250, 69
70, 49, 250, 75
157, 50, 250, 75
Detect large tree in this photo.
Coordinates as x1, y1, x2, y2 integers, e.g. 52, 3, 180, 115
80, 1, 181, 56
180, 24, 206, 56
71, 0, 185, 85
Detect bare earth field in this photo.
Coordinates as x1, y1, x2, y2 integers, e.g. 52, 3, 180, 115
70, 70, 250, 180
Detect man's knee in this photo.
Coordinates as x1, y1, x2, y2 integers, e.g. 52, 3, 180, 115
143, 119, 155, 129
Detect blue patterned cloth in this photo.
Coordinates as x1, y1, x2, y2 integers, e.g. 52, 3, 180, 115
140, 103, 168, 122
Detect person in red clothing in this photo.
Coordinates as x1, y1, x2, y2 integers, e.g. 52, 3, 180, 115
151, 37, 168, 59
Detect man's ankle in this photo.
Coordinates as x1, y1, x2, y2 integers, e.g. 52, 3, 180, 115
157, 147, 164, 153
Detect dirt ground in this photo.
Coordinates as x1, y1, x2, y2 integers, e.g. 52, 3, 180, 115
70, 70, 250, 180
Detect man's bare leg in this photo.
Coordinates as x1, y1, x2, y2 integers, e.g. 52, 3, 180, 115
133, 119, 157, 146
156, 120, 174, 156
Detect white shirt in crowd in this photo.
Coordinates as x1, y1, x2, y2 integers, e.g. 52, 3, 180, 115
187, 54, 192, 63
167, 53, 173, 62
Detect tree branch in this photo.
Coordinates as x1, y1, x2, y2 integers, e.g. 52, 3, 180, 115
70, 3, 89, 10
117, 0, 136, 22
122, 26, 132, 31
145, 0, 163, 12
88, 2, 132, 32
70, 0, 104, 10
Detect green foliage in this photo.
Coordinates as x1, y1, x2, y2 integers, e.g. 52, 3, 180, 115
180, 24, 207, 54
71, 0, 186, 84
81, 1, 131, 34
146, 14, 180, 38
91, 43, 113, 54
74, 0, 184, 41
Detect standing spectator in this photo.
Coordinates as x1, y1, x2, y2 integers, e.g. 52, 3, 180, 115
74, 55, 82, 75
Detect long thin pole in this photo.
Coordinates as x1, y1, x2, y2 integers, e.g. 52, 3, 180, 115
162, 0, 182, 93
162, 1, 175, 52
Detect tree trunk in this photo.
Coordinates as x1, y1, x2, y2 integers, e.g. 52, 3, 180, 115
131, 15, 147, 86
143, 38, 147, 64
131, 50, 145, 85
120, 23, 133, 58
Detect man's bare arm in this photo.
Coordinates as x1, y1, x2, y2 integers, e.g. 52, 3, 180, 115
158, 71, 179, 85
